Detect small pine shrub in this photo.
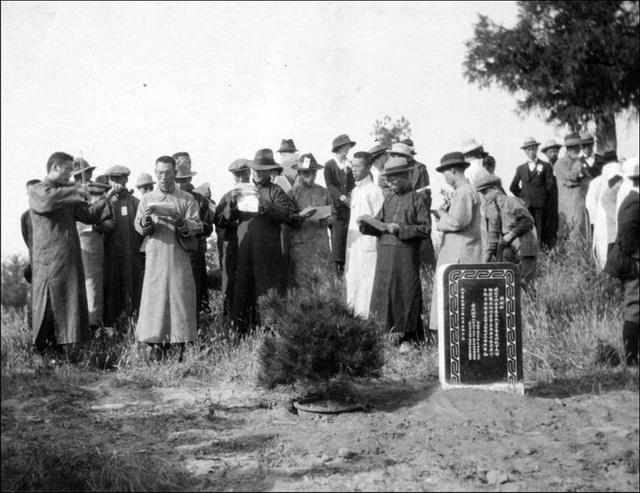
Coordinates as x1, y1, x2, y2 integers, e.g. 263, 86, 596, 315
257, 272, 385, 393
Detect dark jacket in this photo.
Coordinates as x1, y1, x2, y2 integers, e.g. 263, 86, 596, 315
324, 159, 355, 221
509, 158, 556, 209
617, 190, 639, 260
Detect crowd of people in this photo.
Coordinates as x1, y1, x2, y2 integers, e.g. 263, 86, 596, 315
21, 132, 639, 364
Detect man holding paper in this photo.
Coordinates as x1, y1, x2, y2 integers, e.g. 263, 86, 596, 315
134, 155, 203, 358
288, 153, 336, 286
217, 149, 295, 333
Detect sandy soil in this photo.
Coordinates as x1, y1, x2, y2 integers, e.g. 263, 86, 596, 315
2, 371, 638, 492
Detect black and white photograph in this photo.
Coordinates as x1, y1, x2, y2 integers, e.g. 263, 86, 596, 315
1, 1, 638, 491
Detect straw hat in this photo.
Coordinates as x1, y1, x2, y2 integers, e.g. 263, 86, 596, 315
136, 172, 156, 188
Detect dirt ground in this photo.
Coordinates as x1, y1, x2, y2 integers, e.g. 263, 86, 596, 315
1, 370, 638, 492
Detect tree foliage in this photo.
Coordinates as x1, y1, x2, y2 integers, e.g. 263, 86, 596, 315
463, 1, 639, 150
1, 255, 30, 310
371, 115, 412, 148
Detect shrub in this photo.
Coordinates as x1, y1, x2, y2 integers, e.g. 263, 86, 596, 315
257, 271, 385, 393
1, 255, 30, 310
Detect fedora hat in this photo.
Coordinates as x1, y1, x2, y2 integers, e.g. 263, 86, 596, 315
103, 165, 131, 177
520, 137, 540, 149
579, 132, 595, 145
476, 174, 502, 193
564, 132, 582, 148
194, 182, 211, 196
436, 152, 471, 173
249, 149, 281, 171
136, 172, 156, 188
368, 144, 388, 159
175, 162, 197, 179
386, 142, 414, 158
292, 153, 324, 172
277, 138, 298, 153
72, 157, 96, 176
401, 138, 417, 155
228, 158, 251, 173
461, 138, 483, 155
540, 139, 562, 152
331, 134, 356, 153
380, 157, 413, 176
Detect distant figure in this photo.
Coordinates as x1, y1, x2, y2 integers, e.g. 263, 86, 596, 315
217, 149, 295, 333
99, 165, 144, 327
288, 153, 336, 286
344, 151, 384, 318
362, 157, 431, 350
554, 133, 591, 242
276, 138, 300, 187
324, 134, 357, 276
430, 152, 483, 338
540, 139, 562, 167
135, 156, 203, 355
580, 132, 602, 178
509, 137, 558, 250
173, 153, 215, 316
477, 175, 538, 289
29, 152, 119, 354
461, 138, 490, 187
368, 143, 389, 192
20, 179, 42, 284
214, 158, 252, 315
605, 158, 639, 366
136, 172, 156, 195
72, 157, 109, 328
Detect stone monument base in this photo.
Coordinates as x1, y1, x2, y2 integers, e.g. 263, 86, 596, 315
440, 381, 525, 396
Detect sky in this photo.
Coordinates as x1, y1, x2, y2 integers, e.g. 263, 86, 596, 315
2, 1, 638, 259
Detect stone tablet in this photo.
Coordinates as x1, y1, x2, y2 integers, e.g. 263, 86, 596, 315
437, 263, 524, 395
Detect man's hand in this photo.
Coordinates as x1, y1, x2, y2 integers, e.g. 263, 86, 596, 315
499, 234, 513, 246
167, 209, 185, 227
141, 203, 152, 224
431, 209, 441, 221
341, 197, 351, 208
386, 222, 400, 235
106, 183, 124, 200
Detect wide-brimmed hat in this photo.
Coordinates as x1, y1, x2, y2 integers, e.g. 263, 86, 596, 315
436, 152, 471, 173
277, 138, 298, 153
476, 174, 502, 192
292, 153, 323, 172
72, 157, 96, 176
368, 144, 388, 159
564, 132, 582, 148
386, 142, 414, 158
540, 139, 562, 152
175, 162, 197, 179
194, 182, 211, 196
401, 138, 417, 155
331, 134, 356, 153
461, 138, 483, 155
520, 137, 540, 150
136, 172, 156, 188
623, 157, 639, 179
103, 165, 131, 177
580, 132, 595, 145
380, 157, 413, 176
228, 158, 251, 173
249, 149, 281, 171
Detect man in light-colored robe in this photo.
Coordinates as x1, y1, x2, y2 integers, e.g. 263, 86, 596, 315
135, 156, 203, 347
430, 152, 483, 337
345, 151, 384, 318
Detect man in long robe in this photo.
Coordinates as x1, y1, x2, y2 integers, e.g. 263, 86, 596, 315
288, 153, 336, 288
430, 152, 483, 338
217, 149, 295, 333
135, 156, 203, 348
324, 134, 356, 276
554, 133, 591, 242
214, 159, 252, 316
99, 165, 144, 327
173, 153, 215, 316
362, 157, 431, 349
29, 152, 119, 353
345, 151, 384, 318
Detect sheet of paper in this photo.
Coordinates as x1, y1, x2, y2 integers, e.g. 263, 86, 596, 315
148, 201, 176, 217
306, 205, 332, 221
